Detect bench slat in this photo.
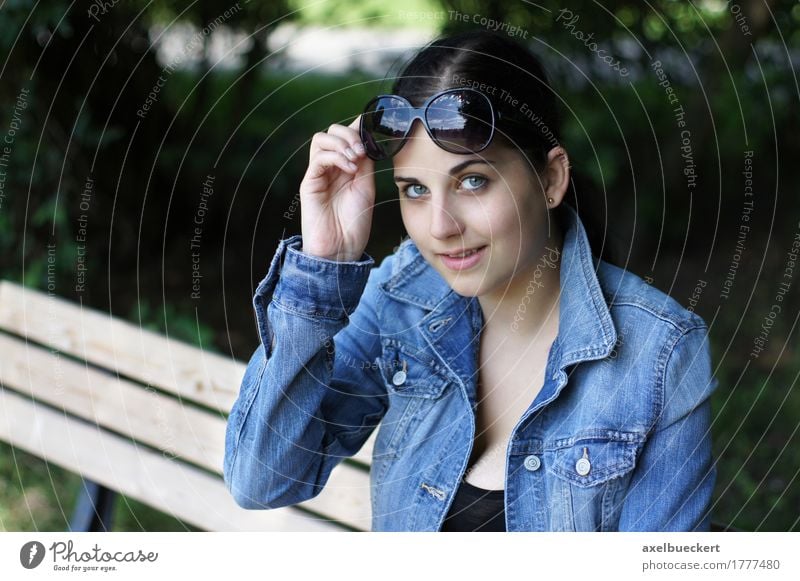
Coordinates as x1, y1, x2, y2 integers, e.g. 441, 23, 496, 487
0, 387, 346, 532
0, 333, 373, 530
0, 281, 378, 463
0, 281, 242, 412
353, 430, 377, 465
0, 332, 226, 472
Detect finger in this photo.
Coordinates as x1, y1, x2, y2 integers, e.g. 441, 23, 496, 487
326, 121, 366, 154
348, 114, 368, 155
307, 149, 359, 180
310, 131, 363, 162
309, 130, 366, 161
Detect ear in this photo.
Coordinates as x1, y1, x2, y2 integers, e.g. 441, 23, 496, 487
543, 146, 570, 208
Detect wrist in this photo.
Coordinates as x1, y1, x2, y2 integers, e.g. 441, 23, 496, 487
300, 245, 361, 262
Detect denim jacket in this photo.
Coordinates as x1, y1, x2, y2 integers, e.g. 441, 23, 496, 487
224, 203, 718, 532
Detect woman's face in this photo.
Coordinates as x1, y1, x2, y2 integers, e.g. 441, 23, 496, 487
393, 121, 567, 299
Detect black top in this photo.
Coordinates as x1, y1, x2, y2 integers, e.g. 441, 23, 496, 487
440, 476, 506, 532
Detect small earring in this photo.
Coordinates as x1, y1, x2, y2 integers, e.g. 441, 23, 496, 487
547, 197, 554, 205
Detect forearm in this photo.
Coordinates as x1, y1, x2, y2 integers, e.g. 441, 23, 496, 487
224, 235, 377, 509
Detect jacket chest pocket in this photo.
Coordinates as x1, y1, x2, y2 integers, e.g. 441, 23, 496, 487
377, 339, 452, 400
545, 435, 643, 531
370, 339, 454, 470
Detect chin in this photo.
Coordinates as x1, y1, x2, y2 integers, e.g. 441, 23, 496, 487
423, 252, 493, 296
439, 274, 485, 297
449, 284, 480, 298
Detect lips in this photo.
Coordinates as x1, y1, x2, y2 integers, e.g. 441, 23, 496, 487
439, 245, 487, 258
437, 245, 488, 271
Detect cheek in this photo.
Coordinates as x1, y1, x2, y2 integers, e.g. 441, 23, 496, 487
487, 199, 548, 255
479, 197, 524, 241
399, 203, 418, 234
519, 213, 552, 258
399, 204, 434, 256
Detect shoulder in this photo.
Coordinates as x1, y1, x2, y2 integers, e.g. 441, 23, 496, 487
595, 259, 709, 334
360, 236, 420, 303
595, 259, 716, 399
594, 260, 717, 421
366, 235, 430, 285
388, 235, 418, 271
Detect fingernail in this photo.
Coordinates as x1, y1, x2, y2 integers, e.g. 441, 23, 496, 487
348, 161, 358, 170
354, 143, 365, 154
344, 147, 355, 160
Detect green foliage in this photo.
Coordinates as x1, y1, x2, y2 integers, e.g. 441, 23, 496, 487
0, 441, 80, 531
288, 0, 443, 29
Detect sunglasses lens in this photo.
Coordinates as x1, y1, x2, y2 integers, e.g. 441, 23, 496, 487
360, 89, 495, 159
361, 96, 411, 160
426, 90, 493, 154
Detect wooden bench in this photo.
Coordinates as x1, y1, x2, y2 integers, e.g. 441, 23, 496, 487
0, 280, 376, 532
0, 280, 734, 532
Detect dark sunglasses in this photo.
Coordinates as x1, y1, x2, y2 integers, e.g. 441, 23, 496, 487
359, 88, 511, 161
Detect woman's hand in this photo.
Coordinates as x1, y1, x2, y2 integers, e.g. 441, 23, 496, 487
299, 115, 375, 261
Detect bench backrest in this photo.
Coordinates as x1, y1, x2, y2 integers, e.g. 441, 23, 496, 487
0, 280, 376, 531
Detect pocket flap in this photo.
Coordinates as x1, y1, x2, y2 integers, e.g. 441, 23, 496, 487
548, 436, 642, 488
377, 339, 451, 399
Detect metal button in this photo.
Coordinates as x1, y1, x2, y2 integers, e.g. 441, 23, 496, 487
523, 455, 541, 471
575, 446, 591, 476
392, 360, 408, 386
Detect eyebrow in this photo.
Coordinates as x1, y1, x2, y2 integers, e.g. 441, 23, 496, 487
393, 159, 494, 183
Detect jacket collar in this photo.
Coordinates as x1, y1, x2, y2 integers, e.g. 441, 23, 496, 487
379, 203, 617, 368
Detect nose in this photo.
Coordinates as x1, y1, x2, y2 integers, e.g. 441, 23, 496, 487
429, 192, 464, 240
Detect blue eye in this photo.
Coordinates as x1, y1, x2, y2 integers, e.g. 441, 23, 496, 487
400, 175, 488, 199
401, 183, 428, 199
461, 175, 488, 191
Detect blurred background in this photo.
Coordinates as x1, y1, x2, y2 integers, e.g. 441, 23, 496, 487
0, 0, 798, 531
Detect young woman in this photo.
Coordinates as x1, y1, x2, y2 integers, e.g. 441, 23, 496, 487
223, 30, 718, 532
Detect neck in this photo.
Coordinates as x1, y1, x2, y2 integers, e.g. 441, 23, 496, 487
478, 226, 564, 339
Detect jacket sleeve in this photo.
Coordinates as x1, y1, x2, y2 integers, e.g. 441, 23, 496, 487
223, 234, 393, 509
618, 324, 719, 531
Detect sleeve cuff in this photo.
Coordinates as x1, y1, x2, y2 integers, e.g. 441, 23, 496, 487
253, 234, 375, 324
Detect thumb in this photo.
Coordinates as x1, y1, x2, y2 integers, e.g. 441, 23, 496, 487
349, 114, 362, 132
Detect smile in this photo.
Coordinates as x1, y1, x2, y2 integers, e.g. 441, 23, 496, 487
446, 249, 478, 258
438, 245, 487, 270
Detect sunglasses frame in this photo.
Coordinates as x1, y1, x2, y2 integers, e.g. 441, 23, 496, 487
359, 87, 504, 161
